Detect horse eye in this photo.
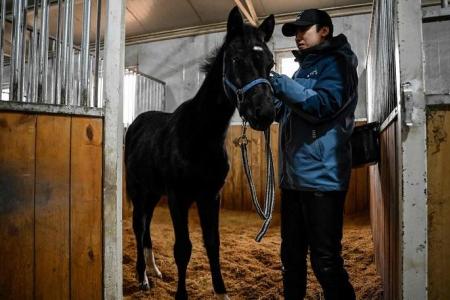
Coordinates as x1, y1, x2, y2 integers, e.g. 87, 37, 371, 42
232, 57, 241, 64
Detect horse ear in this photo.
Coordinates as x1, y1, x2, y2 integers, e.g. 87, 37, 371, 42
258, 14, 275, 42
227, 6, 243, 40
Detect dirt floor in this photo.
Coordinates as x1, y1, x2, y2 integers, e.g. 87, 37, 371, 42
123, 206, 383, 299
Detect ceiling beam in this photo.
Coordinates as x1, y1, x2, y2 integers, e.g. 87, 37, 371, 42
245, 0, 258, 24
126, 2, 374, 45
233, 0, 258, 26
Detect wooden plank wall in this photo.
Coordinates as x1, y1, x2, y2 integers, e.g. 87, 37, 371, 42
0, 112, 103, 300
427, 108, 450, 299
221, 124, 281, 212
221, 123, 369, 215
369, 120, 399, 300
122, 123, 369, 217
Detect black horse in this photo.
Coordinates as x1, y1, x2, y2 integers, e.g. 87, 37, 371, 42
125, 7, 275, 299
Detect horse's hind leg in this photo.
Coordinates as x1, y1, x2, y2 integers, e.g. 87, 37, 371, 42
168, 192, 192, 300
132, 204, 150, 290
143, 197, 162, 279
197, 194, 229, 299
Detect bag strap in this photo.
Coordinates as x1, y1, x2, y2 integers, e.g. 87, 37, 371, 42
288, 51, 357, 126
291, 92, 355, 126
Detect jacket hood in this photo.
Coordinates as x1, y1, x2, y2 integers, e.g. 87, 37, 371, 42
292, 34, 357, 68
292, 34, 358, 100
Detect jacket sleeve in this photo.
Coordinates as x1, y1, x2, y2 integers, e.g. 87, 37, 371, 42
271, 59, 344, 119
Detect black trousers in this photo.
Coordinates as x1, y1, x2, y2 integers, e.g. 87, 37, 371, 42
280, 189, 356, 300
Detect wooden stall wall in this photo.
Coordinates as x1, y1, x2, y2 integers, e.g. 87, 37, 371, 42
0, 112, 103, 300
122, 123, 369, 218
221, 123, 369, 215
427, 108, 450, 299
369, 120, 399, 300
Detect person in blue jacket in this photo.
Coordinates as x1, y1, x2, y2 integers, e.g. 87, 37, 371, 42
270, 9, 358, 300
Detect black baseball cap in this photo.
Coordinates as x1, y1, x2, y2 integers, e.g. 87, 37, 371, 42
282, 9, 333, 37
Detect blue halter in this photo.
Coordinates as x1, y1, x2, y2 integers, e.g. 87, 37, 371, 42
223, 77, 273, 110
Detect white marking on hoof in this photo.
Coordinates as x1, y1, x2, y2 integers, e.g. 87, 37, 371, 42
216, 293, 230, 300
144, 247, 162, 279
139, 273, 150, 290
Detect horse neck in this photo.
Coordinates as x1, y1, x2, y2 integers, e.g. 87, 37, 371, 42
192, 46, 236, 139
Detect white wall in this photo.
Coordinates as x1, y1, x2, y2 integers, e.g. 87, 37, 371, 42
423, 19, 450, 94
125, 13, 371, 120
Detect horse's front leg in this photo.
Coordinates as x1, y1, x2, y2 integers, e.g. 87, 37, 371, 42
197, 194, 229, 300
168, 192, 192, 300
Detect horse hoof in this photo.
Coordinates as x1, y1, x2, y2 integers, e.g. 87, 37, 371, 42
152, 268, 163, 279
139, 281, 150, 291
138, 273, 150, 291
175, 290, 188, 300
216, 293, 230, 300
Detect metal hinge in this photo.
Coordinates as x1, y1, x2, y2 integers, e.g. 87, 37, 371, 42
402, 82, 414, 127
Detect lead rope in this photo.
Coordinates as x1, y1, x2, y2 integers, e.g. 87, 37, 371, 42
237, 121, 276, 242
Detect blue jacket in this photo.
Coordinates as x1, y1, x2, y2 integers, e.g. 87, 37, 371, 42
270, 34, 358, 191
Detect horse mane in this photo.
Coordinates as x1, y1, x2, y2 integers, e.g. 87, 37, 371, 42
200, 46, 223, 74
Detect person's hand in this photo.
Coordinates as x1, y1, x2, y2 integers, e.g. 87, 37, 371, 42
269, 71, 284, 95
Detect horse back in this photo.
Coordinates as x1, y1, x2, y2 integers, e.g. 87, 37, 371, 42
125, 111, 170, 160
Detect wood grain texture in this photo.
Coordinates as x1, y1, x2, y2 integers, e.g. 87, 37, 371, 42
427, 109, 450, 300
0, 112, 36, 300
369, 120, 399, 300
0, 112, 36, 299
34, 115, 71, 299
70, 117, 103, 300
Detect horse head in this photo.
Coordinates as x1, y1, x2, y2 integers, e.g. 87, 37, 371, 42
223, 7, 276, 131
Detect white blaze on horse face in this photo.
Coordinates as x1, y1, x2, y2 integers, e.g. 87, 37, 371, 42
144, 247, 163, 279
253, 45, 264, 52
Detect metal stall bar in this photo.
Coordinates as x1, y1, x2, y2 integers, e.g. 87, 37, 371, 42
30, 0, 40, 103
141, 76, 145, 111
151, 80, 155, 110
67, 0, 75, 105
80, 0, 91, 106
76, 50, 81, 105
157, 83, 160, 110
136, 74, 140, 114
134, 73, 138, 114
156, 83, 161, 110
61, 0, 69, 104
90, 54, 94, 106
103, 0, 125, 295
93, 0, 102, 107
144, 76, 147, 111
144, 77, 147, 111
152, 81, 156, 110
54, 0, 63, 104
150, 80, 154, 110
145, 78, 149, 111
139, 75, 143, 111
25, 4, 33, 103
152, 83, 155, 111
0, 0, 5, 99
10, 0, 24, 101
20, 0, 29, 102
38, 0, 49, 103
49, 40, 55, 104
